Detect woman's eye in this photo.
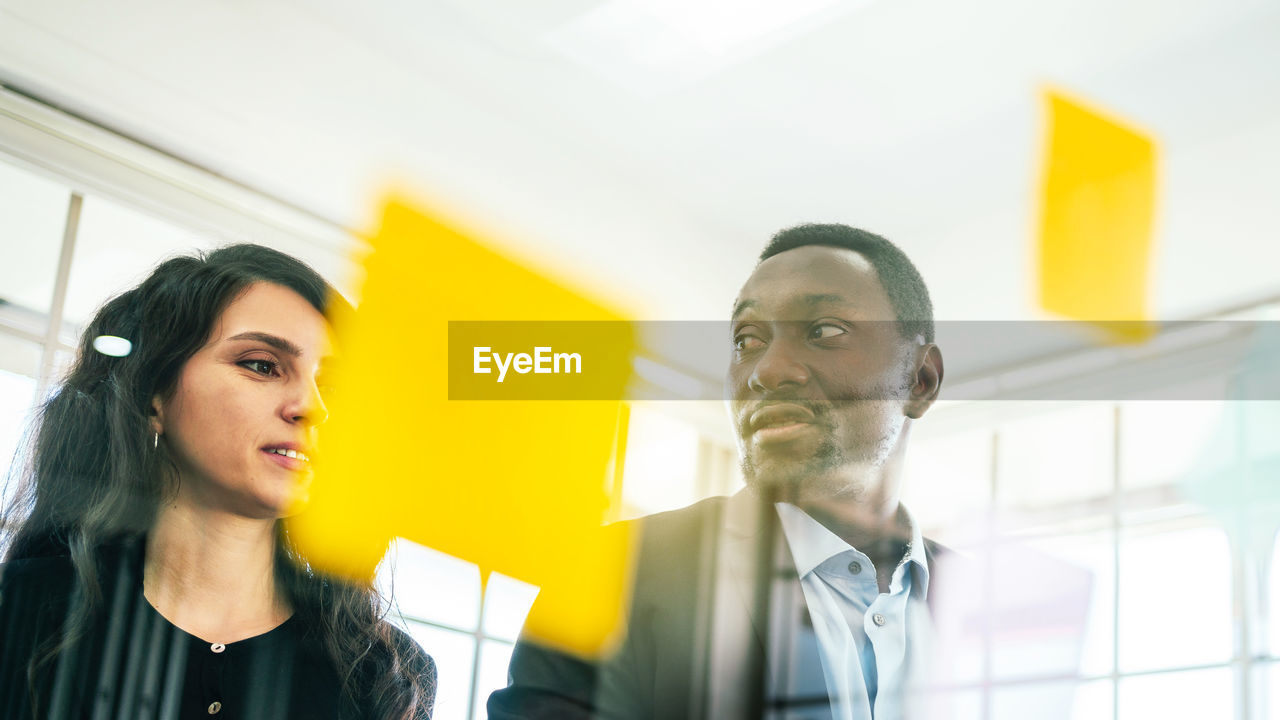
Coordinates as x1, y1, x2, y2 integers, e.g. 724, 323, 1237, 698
734, 334, 765, 351
240, 359, 280, 376
809, 324, 847, 340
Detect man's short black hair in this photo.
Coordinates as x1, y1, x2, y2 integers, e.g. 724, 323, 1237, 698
760, 223, 935, 343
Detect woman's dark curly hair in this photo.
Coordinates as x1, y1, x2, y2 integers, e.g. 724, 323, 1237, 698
1, 243, 433, 718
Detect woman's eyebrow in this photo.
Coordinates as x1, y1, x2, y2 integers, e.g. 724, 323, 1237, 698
226, 331, 303, 357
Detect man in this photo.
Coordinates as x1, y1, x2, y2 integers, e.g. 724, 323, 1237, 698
489, 223, 947, 720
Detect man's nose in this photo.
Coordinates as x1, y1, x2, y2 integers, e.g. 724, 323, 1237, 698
747, 338, 810, 393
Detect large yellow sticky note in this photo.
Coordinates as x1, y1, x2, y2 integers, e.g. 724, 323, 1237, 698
288, 199, 637, 657
1038, 89, 1158, 339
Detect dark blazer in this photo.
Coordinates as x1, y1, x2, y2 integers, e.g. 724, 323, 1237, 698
488, 491, 948, 720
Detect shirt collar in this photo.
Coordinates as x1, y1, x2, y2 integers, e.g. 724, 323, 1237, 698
774, 501, 931, 595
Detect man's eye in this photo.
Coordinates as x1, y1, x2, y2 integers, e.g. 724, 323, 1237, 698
809, 324, 846, 340
734, 334, 765, 351
240, 359, 280, 376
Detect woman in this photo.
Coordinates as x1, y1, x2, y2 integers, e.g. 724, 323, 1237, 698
0, 244, 435, 719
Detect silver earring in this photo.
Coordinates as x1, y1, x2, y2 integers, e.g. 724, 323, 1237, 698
153, 432, 159, 450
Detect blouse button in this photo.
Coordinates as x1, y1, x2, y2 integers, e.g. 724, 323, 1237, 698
207, 701, 222, 714
210, 642, 225, 653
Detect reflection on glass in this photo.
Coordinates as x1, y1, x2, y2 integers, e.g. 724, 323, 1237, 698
928, 547, 987, 687
1118, 524, 1231, 672
1270, 531, 1280, 659
482, 572, 539, 642
472, 640, 515, 720
991, 678, 1112, 720
1120, 401, 1230, 489
914, 688, 983, 720
1117, 667, 1232, 719
404, 622, 475, 720
621, 404, 700, 516
902, 425, 992, 543
1243, 402, 1280, 465
997, 404, 1114, 511
1253, 661, 1279, 720
991, 531, 1114, 679
380, 539, 481, 630
0, 157, 69, 323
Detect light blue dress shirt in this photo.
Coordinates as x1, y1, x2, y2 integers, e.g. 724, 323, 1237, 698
774, 502, 933, 720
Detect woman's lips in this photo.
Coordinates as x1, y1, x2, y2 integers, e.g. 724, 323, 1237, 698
262, 449, 307, 471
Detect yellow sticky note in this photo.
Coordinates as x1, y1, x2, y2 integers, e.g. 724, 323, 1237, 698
289, 198, 637, 657
1037, 89, 1158, 341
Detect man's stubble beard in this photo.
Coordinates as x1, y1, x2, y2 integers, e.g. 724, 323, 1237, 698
736, 348, 916, 501
739, 401, 906, 503
741, 433, 852, 502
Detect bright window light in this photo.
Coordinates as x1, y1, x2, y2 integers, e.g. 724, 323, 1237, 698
621, 404, 700, 515
1118, 524, 1232, 672
379, 538, 481, 630
402, 622, 475, 720
547, 0, 869, 91
1118, 667, 1234, 720
997, 404, 1115, 510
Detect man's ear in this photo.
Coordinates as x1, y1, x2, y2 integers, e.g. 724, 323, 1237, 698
905, 344, 943, 420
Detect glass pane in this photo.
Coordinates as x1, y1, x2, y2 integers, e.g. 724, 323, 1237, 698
997, 404, 1114, 511
380, 538, 481, 630
404, 622, 476, 720
1270, 530, 1280, 659
1253, 661, 1279, 720
472, 640, 515, 720
902, 424, 992, 542
1118, 523, 1232, 672
1170, 402, 1280, 525
1117, 667, 1233, 720
1243, 402, 1280, 465
991, 530, 1115, 679
482, 572, 539, 642
63, 194, 216, 329
991, 678, 1112, 720
1120, 401, 1231, 489
621, 404, 700, 516
929, 552, 987, 687
913, 688, 983, 720
0, 156, 70, 326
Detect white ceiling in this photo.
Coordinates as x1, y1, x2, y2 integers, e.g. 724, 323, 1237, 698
1, 0, 1278, 328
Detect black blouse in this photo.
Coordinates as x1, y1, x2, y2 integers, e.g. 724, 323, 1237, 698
0, 545, 435, 719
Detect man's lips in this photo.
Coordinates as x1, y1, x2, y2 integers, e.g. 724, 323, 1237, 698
752, 422, 817, 444
747, 403, 818, 437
